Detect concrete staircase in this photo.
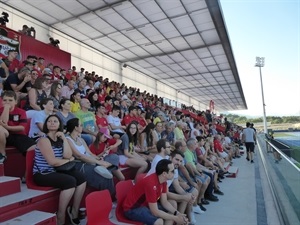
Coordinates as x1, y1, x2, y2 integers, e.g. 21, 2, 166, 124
0, 163, 58, 224
2, 210, 56, 225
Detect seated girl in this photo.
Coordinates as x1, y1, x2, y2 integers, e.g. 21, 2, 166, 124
33, 115, 86, 225
66, 118, 115, 196
90, 128, 125, 181
117, 121, 148, 183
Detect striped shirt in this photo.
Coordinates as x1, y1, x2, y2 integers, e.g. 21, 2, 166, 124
33, 136, 64, 174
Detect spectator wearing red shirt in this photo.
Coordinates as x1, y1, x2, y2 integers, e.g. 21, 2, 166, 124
95, 104, 109, 129
122, 159, 188, 225
36, 57, 45, 73
104, 96, 113, 114
97, 88, 106, 104
90, 128, 124, 181
71, 66, 77, 78
122, 105, 139, 126
2, 50, 20, 74
213, 135, 230, 162
65, 68, 73, 81
52, 66, 61, 80
0, 91, 36, 163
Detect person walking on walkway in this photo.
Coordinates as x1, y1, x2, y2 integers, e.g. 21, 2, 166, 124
242, 122, 256, 163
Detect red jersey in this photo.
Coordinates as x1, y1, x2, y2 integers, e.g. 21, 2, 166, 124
0, 107, 27, 135
89, 139, 117, 155
137, 116, 147, 128
123, 173, 167, 212
122, 114, 139, 126
65, 72, 72, 81
213, 139, 223, 153
98, 94, 106, 104
105, 104, 112, 114
8, 59, 20, 73
95, 115, 109, 128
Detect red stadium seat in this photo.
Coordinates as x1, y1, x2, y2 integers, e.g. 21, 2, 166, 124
25, 150, 53, 191
115, 180, 143, 225
85, 190, 116, 225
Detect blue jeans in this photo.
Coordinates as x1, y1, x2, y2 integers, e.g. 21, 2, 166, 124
124, 206, 158, 225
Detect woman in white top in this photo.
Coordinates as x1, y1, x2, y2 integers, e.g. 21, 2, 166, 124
66, 118, 115, 196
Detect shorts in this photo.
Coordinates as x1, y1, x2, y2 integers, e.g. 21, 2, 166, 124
219, 151, 228, 159
124, 204, 167, 225
104, 154, 119, 168
195, 173, 209, 183
6, 134, 36, 154
119, 155, 128, 166
169, 183, 195, 194
245, 142, 255, 152
125, 206, 158, 225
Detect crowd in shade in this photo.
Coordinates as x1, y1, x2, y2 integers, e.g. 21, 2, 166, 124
0, 52, 254, 225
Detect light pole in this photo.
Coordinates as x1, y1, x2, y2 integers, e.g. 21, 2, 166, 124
255, 57, 267, 134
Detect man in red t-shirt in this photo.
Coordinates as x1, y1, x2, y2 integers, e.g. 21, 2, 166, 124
95, 104, 109, 129
2, 50, 20, 74
104, 96, 113, 115
213, 135, 231, 162
122, 105, 139, 126
123, 159, 188, 225
0, 91, 36, 162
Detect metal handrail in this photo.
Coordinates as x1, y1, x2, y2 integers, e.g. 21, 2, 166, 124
266, 139, 300, 172
257, 137, 287, 225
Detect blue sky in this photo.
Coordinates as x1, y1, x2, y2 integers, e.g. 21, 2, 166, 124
219, 0, 300, 117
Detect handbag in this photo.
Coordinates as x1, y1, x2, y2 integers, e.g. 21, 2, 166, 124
55, 161, 76, 172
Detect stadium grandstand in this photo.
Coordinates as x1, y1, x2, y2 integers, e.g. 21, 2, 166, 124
0, 1, 299, 225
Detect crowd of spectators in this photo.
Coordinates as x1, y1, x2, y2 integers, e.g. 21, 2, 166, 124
0, 52, 252, 225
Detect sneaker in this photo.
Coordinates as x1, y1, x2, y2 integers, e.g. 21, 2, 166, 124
246, 157, 249, 161
214, 189, 224, 195
201, 198, 210, 205
199, 204, 207, 211
206, 194, 219, 202
94, 166, 113, 179
0, 153, 7, 163
193, 205, 204, 214
189, 211, 196, 224
251, 160, 254, 163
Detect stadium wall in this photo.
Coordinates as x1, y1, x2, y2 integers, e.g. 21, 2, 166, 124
0, 4, 203, 110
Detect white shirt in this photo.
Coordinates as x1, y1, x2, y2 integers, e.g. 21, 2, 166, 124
146, 154, 176, 188
107, 115, 124, 133
243, 128, 255, 143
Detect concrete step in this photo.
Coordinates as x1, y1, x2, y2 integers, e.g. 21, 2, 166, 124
0, 176, 21, 197
226, 166, 239, 178
0, 183, 60, 222
2, 210, 56, 225
0, 163, 4, 176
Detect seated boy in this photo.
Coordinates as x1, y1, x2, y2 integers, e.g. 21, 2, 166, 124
0, 90, 36, 162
